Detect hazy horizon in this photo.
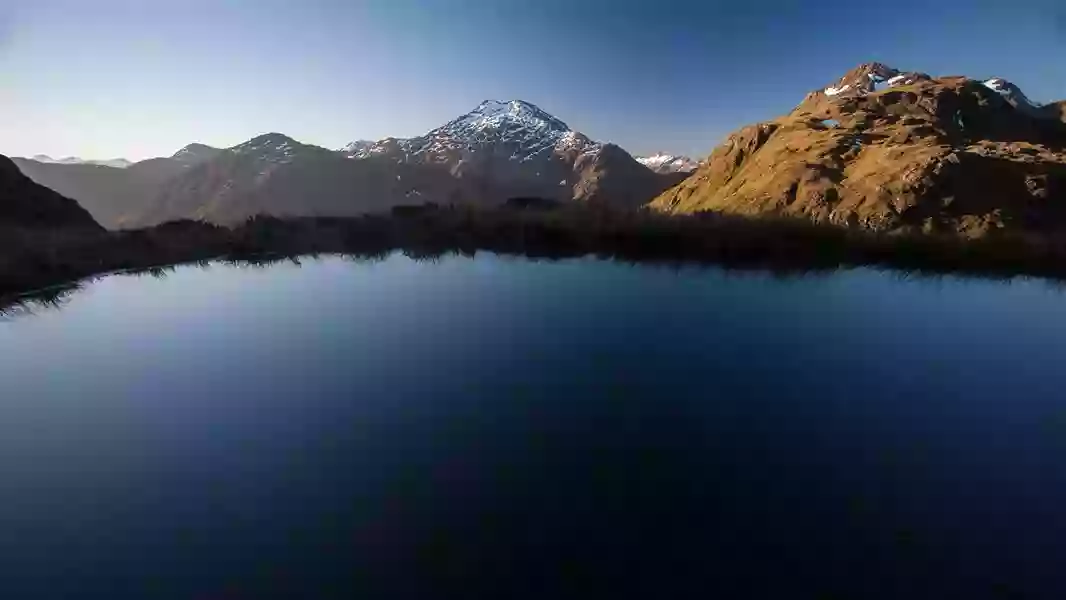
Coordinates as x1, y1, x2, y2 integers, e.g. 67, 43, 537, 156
2, 0, 1064, 162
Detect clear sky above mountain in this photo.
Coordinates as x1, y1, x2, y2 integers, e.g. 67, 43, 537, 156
1, 0, 1064, 161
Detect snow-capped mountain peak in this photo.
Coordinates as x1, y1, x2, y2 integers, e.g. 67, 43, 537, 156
636, 153, 700, 174
981, 78, 1038, 109
421, 99, 596, 160
820, 62, 930, 98
341, 99, 600, 163
442, 99, 573, 137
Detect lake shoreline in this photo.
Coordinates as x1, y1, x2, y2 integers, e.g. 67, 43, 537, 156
4, 204, 1066, 302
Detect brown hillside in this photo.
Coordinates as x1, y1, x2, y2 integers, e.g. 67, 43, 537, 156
652, 65, 1066, 236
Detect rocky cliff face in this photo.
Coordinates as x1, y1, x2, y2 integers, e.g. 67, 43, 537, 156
652, 64, 1066, 236
0, 154, 103, 232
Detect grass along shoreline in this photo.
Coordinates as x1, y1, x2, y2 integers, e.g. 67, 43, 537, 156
4, 204, 1066, 304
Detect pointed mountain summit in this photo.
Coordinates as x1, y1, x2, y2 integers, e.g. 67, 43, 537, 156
422, 99, 592, 156
342, 99, 599, 162
811, 62, 931, 100
337, 99, 682, 209
440, 99, 574, 138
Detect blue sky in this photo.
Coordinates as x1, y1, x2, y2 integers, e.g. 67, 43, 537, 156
1, 0, 1064, 161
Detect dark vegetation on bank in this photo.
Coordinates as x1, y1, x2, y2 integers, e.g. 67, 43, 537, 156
4, 202, 1066, 303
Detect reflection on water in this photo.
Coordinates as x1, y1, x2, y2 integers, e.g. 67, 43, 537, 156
0, 285, 80, 320
0, 255, 328, 319
2, 252, 1066, 598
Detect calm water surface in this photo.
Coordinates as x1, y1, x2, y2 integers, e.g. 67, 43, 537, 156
2, 254, 1066, 599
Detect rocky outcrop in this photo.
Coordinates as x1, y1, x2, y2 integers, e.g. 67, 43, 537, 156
810, 62, 931, 101
652, 64, 1066, 236
0, 155, 103, 232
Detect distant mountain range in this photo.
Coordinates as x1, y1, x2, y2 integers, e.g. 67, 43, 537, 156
29, 155, 133, 169
11, 65, 1066, 237
15, 100, 690, 228
653, 62, 1066, 236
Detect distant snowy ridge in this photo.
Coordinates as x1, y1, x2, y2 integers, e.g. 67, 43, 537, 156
636, 153, 700, 174
27, 155, 132, 169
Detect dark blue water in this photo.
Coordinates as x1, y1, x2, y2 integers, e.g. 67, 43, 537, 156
2, 254, 1066, 599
